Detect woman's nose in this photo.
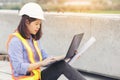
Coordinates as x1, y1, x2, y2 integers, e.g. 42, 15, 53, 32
37, 25, 40, 29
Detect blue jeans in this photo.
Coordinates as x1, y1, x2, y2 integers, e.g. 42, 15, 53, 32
41, 60, 86, 80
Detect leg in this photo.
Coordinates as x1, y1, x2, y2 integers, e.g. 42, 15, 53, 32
41, 61, 63, 80
56, 60, 86, 80
41, 60, 86, 80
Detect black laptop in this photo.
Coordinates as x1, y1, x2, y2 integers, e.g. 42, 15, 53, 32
47, 33, 84, 66
64, 33, 84, 60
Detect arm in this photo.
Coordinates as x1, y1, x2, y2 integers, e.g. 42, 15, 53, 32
8, 37, 29, 75
27, 57, 56, 71
27, 40, 57, 71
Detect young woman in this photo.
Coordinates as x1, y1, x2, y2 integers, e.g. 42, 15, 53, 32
7, 2, 86, 80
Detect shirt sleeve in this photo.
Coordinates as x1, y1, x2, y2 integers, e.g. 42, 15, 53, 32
8, 37, 29, 75
38, 41, 49, 60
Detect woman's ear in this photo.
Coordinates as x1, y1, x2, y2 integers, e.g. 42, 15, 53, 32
25, 19, 30, 26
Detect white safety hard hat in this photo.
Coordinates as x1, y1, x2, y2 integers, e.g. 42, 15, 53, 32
19, 2, 45, 20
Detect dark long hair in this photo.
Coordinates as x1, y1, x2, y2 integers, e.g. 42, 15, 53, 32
17, 15, 42, 40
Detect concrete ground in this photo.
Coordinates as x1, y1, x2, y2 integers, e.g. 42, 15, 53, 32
0, 61, 118, 80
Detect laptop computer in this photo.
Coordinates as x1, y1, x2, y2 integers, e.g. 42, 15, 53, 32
45, 33, 84, 66
64, 33, 84, 61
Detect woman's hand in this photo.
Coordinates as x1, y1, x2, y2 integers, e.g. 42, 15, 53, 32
74, 50, 80, 59
53, 55, 65, 61
28, 57, 56, 71
41, 57, 57, 66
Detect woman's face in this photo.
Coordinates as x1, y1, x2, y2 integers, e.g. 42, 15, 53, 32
27, 19, 41, 35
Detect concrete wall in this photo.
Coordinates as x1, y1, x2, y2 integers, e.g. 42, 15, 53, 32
0, 10, 120, 79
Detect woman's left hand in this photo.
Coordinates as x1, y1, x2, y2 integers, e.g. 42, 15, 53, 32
74, 50, 81, 59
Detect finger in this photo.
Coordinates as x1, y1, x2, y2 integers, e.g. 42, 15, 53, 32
77, 56, 80, 59
74, 50, 78, 54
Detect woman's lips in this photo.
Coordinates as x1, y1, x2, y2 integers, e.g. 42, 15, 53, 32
35, 30, 38, 32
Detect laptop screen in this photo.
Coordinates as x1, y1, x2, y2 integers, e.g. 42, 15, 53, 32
65, 33, 84, 59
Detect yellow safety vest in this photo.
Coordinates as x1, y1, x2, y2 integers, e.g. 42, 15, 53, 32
6, 32, 43, 80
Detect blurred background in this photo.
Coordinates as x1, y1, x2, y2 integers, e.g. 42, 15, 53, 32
0, 0, 120, 13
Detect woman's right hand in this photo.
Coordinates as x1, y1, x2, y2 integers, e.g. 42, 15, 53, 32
28, 57, 56, 71
41, 57, 56, 66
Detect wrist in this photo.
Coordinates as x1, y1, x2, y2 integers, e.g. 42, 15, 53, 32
39, 61, 43, 67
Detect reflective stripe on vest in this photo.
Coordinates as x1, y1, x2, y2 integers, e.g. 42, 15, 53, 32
7, 32, 43, 80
